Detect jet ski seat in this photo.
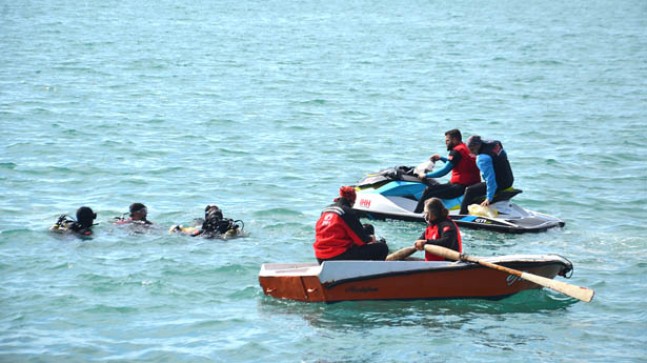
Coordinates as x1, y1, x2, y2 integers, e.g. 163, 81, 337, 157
468, 187, 523, 205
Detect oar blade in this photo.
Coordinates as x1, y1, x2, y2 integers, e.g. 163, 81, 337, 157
520, 271, 595, 303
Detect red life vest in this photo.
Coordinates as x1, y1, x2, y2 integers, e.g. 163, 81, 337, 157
449, 143, 481, 186
314, 206, 366, 259
423, 220, 463, 261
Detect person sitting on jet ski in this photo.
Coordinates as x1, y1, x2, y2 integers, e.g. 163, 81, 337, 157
414, 129, 481, 213
50, 206, 97, 237
314, 186, 389, 264
414, 198, 462, 261
113, 203, 153, 225
460, 135, 514, 214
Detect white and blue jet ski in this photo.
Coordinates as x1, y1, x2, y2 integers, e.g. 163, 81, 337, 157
352, 163, 565, 233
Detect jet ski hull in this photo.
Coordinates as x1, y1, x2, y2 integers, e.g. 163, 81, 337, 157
352, 176, 565, 233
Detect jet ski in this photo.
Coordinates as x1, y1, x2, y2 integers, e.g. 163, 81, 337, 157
351, 164, 565, 233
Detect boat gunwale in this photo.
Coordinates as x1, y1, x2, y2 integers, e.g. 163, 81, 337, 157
320, 259, 571, 289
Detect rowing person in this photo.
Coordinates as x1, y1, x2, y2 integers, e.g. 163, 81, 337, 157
413, 198, 462, 261
50, 206, 97, 237
313, 186, 389, 264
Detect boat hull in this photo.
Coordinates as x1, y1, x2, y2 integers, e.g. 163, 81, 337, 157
259, 255, 572, 303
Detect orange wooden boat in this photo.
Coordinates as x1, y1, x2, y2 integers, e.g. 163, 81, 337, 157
259, 255, 573, 303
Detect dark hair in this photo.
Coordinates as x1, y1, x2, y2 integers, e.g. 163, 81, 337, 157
76, 206, 97, 228
424, 198, 448, 220
362, 223, 375, 235
466, 135, 483, 149
204, 205, 223, 221
445, 129, 462, 142
129, 203, 147, 214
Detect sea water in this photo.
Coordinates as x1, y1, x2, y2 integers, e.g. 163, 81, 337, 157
1, 0, 645, 362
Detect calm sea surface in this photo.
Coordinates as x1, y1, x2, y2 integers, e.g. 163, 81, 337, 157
1, 0, 645, 362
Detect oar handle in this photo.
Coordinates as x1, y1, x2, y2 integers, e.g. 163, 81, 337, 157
423, 244, 462, 261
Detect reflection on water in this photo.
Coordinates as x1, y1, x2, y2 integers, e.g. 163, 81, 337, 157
258, 289, 578, 331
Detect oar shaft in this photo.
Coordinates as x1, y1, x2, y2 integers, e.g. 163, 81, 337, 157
467, 256, 595, 302
386, 246, 418, 261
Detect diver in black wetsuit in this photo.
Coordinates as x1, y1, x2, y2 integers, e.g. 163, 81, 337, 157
51, 206, 97, 237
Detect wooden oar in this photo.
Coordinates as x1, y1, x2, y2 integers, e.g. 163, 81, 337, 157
424, 244, 595, 303
386, 246, 418, 261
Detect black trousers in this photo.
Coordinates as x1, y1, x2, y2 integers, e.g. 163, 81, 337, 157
414, 183, 466, 213
317, 242, 389, 264
459, 182, 488, 214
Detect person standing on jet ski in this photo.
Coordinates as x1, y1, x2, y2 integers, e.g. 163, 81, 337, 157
460, 135, 514, 214
314, 186, 389, 264
414, 198, 462, 261
414, 129, 481, 213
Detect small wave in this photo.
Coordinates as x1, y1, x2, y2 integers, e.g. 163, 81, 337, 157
0, 162, 17, 170
83, 304, 139, 314
253, 208, 305, 218
298, 99, 327, 105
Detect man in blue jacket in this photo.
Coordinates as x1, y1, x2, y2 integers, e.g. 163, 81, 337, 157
460, 135, 514, 214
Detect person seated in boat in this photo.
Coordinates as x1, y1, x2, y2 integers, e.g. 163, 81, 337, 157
414, 129, 481, 213
113, 203, 153, 225
50, 206, 97, 237
170, 204, 244, 239
414, 198, 462, 261
314, 186, 389, 264
460, 135, 515, 215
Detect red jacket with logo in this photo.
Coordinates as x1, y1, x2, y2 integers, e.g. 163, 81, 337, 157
448, 143, 481, 186
314, 201, 371, 259
421, 218, 463, 261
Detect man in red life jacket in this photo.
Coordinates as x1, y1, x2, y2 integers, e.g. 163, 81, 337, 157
314, 186, 389, 264
414, 129, 481, 213
414, 198, 462, 261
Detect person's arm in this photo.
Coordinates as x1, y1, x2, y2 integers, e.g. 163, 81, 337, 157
340, 207, 374, 245
477, 154, 497, 202
425, 160, 453, 178
414, 230, 427, 250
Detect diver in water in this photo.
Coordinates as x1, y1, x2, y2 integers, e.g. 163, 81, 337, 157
170, 205, 244, 239
50, 206, 97, 237
114, 203, 153, 225
362, 223, 387, 245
